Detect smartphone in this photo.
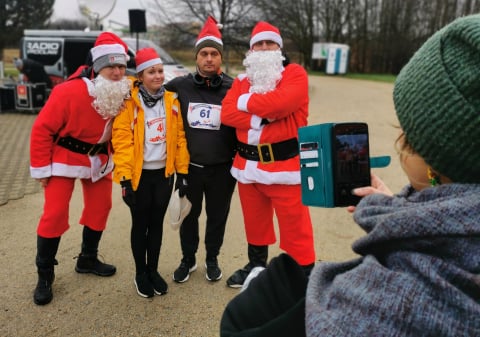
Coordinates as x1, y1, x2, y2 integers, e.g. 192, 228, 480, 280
331, 123, 371, 206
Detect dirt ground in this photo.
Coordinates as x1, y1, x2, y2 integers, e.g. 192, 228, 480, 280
0, 75, 408, 337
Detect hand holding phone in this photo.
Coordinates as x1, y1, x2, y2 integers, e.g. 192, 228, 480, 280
346, 173, 394, 212
299, 122, 390, 208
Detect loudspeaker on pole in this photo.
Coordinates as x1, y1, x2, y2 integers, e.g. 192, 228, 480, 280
129, 9, 147, 33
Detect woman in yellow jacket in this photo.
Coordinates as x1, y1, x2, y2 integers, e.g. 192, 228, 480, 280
112, 48, 189, 298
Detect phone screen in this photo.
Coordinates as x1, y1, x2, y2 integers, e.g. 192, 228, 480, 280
332, 123, 371, 206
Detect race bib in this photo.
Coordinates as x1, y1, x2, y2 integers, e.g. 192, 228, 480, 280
145, 116, 166, 144
187, 102, 221, 130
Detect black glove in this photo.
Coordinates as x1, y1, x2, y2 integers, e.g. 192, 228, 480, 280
120, 180, 136, 208
175, 173, 188, 197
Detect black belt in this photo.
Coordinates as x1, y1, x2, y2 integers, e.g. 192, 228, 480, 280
56, 136, 109, 156
236, 138, 299, 164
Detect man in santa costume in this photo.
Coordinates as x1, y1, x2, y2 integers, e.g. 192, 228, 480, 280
221, 21, 316, 288
30, 32, 131, 305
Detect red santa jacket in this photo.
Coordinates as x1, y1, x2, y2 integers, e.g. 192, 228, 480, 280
221, 63, 309, 185
30, 75, 113, 182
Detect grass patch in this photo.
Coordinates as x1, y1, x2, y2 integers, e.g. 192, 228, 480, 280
343, 73, 396, 83
164, 49, 397, 83
308, 70, 396, 83
4, 67, 19, 77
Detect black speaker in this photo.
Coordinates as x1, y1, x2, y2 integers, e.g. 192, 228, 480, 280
129, 9, 147, 33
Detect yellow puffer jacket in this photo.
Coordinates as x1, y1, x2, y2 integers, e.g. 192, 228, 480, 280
112, 83, 189, 190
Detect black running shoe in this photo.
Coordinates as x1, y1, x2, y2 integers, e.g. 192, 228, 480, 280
173, 257, 197, 283
205, 257, 222, 282
134, 272, 154, 298
148, 270, 168, 295
226, 263, 253, 288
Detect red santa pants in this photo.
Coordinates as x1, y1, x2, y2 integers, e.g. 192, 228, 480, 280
37, 175, 112, 238
237, 182, 316, 266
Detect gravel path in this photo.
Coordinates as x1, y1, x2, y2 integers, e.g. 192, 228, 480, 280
0, 75, 407, 337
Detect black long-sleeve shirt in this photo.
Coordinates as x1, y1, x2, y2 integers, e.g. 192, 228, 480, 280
164, 73, 237, 166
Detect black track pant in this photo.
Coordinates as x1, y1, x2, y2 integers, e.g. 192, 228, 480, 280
179, 162, 236, 259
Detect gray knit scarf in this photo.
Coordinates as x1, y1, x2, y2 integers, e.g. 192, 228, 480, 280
306, 183, 480, 337
139, 84, 164, 108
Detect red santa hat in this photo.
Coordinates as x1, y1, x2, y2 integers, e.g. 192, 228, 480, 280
250, 21, 283, 49
194, 16, 223, 55
91, 32, 129, 72
135, 48, 163, 73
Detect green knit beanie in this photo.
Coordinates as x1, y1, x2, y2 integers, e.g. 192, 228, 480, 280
393, 14, 480, 183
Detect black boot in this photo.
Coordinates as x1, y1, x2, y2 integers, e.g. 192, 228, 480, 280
248, 244, 268, 268
75, 226, 116, 276
34, 267, 55, 305
34, 236, 60, 305
226, 244, 268, 288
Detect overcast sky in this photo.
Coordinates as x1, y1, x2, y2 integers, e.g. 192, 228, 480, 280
52, 0, 150, 29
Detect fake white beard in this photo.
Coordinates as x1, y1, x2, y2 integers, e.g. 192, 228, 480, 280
243, 50, 285, 94
91, 75, 131, 119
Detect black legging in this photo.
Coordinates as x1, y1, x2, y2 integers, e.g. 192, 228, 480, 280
130, 168, 173, 275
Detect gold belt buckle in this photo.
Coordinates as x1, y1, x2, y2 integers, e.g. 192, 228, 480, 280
257, 143, 274, 164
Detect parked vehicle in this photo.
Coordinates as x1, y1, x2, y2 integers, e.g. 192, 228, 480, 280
12, 30, 190, 112
122, 37, 189, 82
20, 30, 110, 86
19, 30, 189, 86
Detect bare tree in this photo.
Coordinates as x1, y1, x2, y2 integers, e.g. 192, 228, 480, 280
47, 19, 90, 30
251, 0, 319, 68
143, 0, 480, 74
146, 0, 258, 72
0, 0, 54, 57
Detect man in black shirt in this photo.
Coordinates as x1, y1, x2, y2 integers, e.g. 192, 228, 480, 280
164, 16, 237, 283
